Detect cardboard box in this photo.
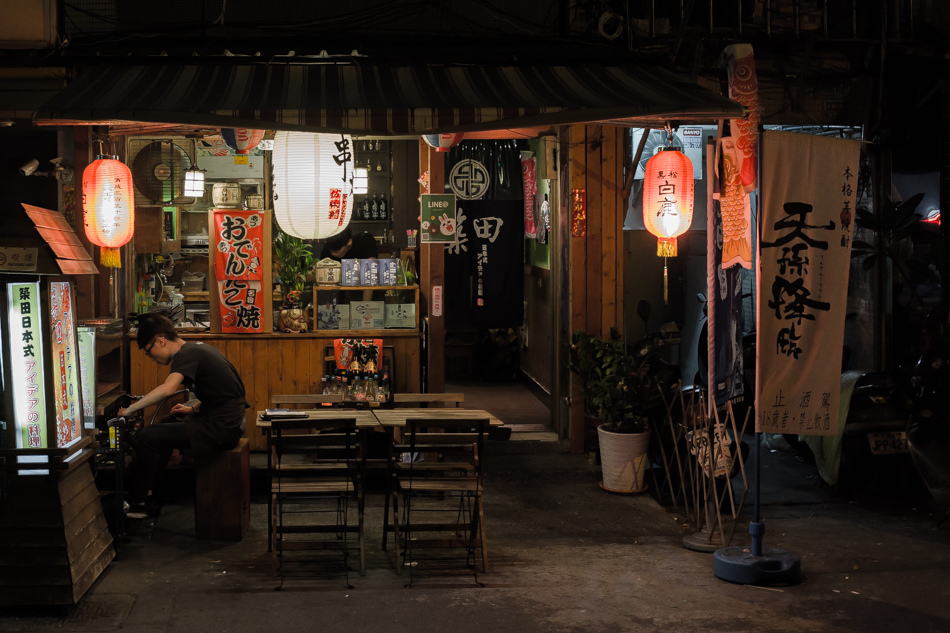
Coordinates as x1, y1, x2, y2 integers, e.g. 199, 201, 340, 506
350, 301, 385, 329
316, 303, 349, 330
384, 303, 416, 328
380, 259, 398, 285
360, 259, 380, 285
341, 259, 360, 286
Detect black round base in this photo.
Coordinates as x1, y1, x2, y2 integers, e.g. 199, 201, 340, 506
713, 546, 802, 586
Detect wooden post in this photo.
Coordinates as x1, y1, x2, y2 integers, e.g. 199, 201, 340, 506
420, 142, 446, 393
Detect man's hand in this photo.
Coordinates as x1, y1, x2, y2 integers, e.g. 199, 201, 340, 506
170, 403, 195, 416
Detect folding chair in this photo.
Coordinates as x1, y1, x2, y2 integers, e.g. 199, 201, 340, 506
269, 416, 364, 588
393, 417, 488, 586
393, 393, 465, 407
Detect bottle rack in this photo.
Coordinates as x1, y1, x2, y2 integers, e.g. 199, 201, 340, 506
352, 139, 393, 240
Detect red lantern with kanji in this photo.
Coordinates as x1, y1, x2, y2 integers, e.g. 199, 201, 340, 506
82, 155, 135, 268
643, 148, 694, 256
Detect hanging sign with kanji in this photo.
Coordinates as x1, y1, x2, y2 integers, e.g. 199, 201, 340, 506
213, 210, 266, 333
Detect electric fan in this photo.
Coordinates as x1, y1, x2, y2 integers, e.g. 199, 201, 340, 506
129, 139, 197, 206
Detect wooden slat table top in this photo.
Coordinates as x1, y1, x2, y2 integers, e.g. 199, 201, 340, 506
372, 407, 503, 427
257, 409, 380, 429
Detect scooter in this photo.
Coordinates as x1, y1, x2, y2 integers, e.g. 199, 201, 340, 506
906, 337, 950, 526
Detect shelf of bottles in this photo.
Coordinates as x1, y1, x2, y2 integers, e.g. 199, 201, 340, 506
320, 368, 391, 405
352, 139, 393, 240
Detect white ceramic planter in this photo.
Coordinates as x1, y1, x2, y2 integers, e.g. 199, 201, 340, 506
597, 425, 650, 493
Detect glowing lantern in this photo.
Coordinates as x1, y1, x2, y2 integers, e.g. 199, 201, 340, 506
221, 128, 265, 154
643, 148, 694, 257
82, 153, 134, 268
422, 133, 465, 152
272, 131, 354, 239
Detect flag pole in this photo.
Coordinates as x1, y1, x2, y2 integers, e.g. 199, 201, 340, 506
712, 128, 802, 586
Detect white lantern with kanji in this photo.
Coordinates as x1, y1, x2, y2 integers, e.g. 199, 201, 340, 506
643, 148, 694, 257
272, 132, 354, 239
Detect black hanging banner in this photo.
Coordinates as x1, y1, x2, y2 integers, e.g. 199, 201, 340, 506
443, 140, 525, 329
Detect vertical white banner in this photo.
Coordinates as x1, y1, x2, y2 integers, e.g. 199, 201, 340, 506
756, 131, 861, 436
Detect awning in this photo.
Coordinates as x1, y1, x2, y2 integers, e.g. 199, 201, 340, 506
33, 62, 742, 135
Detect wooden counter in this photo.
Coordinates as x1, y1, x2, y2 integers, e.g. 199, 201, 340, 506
129, 330, 422, 451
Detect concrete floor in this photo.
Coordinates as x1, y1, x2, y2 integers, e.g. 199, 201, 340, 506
2, 435, 949, 633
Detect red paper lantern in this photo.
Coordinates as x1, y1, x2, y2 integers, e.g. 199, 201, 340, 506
82, 156, 135, 268
222, 128, 265, 154
422, 133, 464, 152
643, 148, 694, 256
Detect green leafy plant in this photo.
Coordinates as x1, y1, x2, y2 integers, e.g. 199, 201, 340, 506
568, 328, 664, 434
273, 230, 314, 309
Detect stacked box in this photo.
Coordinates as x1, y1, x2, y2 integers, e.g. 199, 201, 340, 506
380, 259, 398, 285
350, 301, 385, 329
341, 259, 360, 286
360, 259, 380, 285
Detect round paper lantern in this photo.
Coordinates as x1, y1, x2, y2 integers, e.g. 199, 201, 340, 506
221, 128, 265, 154
643, 148, 694, 257
422, 133, 464, 152
82, 155, 135, 268
272, 131, 354, 240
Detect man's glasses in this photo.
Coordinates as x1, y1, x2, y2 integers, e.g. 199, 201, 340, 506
144, 337, 163, 358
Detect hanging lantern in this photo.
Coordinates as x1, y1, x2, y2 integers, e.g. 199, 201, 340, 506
221, 128, 265, 154
184, 165, 206, 197
422, 133, 465, 152
82, 152, 135, 268
272, 131, 354, 240
643, 147, 694, 257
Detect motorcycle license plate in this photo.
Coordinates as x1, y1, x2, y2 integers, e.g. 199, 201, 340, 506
868, 431, 908, 455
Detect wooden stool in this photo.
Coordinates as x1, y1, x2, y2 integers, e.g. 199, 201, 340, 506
195, 438, 251, 541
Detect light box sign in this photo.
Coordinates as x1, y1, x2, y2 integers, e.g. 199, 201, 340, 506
7, 281, 48, 450
77, 326, 97, 429
48, 281, 82, 448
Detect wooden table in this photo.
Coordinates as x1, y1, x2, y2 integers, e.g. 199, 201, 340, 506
373, 407, 503, 428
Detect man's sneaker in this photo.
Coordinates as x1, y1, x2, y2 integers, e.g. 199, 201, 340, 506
125, 497, 161, 519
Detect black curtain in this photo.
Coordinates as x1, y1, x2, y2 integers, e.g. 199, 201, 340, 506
442, 140, 525, 330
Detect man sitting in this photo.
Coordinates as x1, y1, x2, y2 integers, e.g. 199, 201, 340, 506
118, 314, 248, 518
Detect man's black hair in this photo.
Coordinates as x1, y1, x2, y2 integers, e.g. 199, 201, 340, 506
323, 227, 353, 254
136, 314, 180, 349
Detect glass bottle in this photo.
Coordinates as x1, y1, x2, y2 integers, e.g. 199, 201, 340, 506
379, 195, 387, 219
371, 194, 379, 219
366, 375, 377, 402
375, 160, 383, 172
362, 198, 370, 219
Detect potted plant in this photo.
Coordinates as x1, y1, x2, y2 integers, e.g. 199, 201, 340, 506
569, 327, 663, 492
274, 229, 314, 333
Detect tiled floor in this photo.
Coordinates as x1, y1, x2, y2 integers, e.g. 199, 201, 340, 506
446, 380, 558, 441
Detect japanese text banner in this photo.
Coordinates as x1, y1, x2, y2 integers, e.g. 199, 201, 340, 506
213, 210, 265, 281
757, 130, 861, 436
217, 280, 265, 333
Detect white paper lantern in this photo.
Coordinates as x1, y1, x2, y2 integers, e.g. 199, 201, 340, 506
272, 131, 354, 239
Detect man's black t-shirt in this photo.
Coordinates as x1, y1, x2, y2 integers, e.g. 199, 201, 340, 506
171, 341, 248, 453
319, 231, 379, 261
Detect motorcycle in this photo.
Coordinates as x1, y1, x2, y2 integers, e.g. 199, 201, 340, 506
906, 337, 950, 525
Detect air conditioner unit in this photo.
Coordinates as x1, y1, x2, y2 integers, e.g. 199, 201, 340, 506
128, 138, 197, 207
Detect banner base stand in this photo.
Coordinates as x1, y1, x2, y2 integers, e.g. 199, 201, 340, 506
713, 545, 801, 586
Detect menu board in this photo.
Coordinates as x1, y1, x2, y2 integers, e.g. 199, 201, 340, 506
48, 281, 82, 448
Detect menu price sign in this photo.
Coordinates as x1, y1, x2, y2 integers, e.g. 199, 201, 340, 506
420, 194, 458, 243
48, 281, 82, 449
